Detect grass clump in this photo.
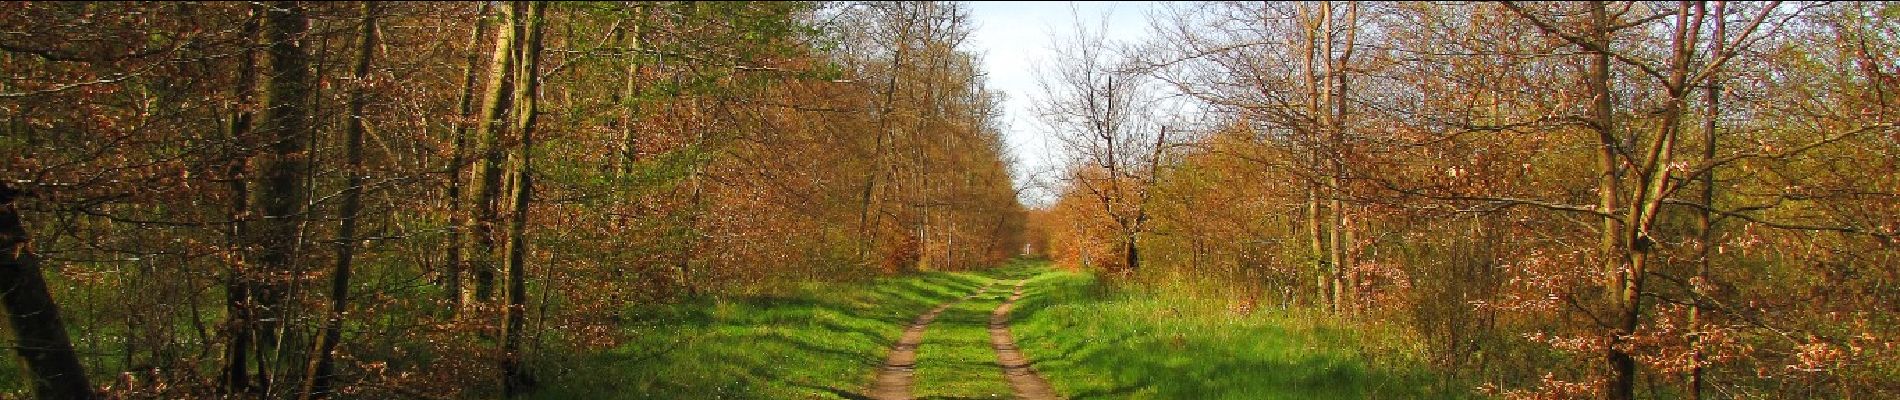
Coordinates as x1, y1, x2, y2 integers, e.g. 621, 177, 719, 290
1010, 262, 1473, 400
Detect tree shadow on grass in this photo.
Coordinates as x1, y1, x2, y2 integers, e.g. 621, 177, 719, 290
1069, 382, 1146, 400
787, 381, 875, 400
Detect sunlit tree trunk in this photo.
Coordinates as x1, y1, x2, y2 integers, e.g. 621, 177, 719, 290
1586, 0, 1627, 306
500, 1, 546, 395
1610, 5, 1702, 399
1296, 4, 1334, 312
444, 2, 494, 315
614, 4, 645, 173
467, 0, 519, 308
1332, 2, 1360, 315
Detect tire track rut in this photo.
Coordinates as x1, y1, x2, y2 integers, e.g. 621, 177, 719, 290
990, 280, 1060, 400
868, 283, 992, 400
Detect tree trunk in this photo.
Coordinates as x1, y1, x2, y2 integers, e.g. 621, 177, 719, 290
1, 185, 94, 400
1609, 6, 1702, 399
220, 5, 262, 393
1331, 1, 1360, 316
301, 3, 377, 398
615, 4, 645, 173
1689, 5, 1726, 398
859, 8, 916, 262
467, 0, 519, 308
444, 2, 495, 316
1587, 0, 1627, 302
250, 1, 315, 394
1308, 185, 1330, 310
1580, 2, 1633, 396
500, 1, 546, 396
1123, 233, 1140, 273
1298, 4, 1332, 313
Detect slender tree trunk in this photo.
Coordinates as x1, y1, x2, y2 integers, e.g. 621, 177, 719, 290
220, 6, 262, 393
500, 2, 546, 396
301, 4, 377, 398
615, 4, 645, 173
251, 1, 315, 394
444, 2, 494, 315
1297, 4, 1332, 313
1123, 232, 1140, 273
467, 1, 519, 308
1587, 0, 1627, 301
1307, 185, 1329, 309
1334, 2, 1359, 315
1, 184, 94, 400
1610, 6, 1702, 400
859, 8, 917, 262
1327, 195, 1346, 314
1689, 5, 1726, 398
1581, 3, 1634, 395
1339, 209, 1356, 313
678, 97, 705, 295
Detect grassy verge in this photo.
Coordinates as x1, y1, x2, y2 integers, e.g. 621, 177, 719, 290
526, 267, 999, 400
1010, 261, 1473, 400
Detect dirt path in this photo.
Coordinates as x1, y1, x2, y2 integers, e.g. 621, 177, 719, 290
990, 280, 1061, 400
869, 283, 993, 400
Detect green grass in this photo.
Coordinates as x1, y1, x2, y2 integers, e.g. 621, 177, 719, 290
527, 266, 1004, 400
525, 259, 1471, 399
910, 280, 1010, 400
1010, 262, 1474, 400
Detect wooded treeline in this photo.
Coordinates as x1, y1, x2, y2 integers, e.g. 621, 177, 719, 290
0, 1, 1021, 398
1034, 1, 1897, 399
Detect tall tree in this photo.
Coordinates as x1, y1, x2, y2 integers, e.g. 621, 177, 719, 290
1688, 4, 1728, 397
466, 0, 520, 308
1036, 13, 1173, 275
613, 3, 647, 174
301, 2, 379, 398
220, 4, 264, 393
244, 1, 316, 394
499, 1, 546, 396
443, 2, 495, 314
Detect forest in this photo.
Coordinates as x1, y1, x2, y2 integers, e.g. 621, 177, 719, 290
0, 1, 1895, 400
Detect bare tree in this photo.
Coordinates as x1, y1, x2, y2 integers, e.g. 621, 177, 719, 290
1035, 10, 1177, 275
1147, 2, 1364, 311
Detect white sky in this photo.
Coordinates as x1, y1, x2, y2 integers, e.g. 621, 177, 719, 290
965, 1, 1157, 208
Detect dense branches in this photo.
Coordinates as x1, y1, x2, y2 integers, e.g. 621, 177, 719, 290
1039, 1, 1900, 398
0, 1, 1021, 397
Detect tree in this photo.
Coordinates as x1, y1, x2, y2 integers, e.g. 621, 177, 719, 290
443, 2, 495, 314
499, 1, 546, 396
301, 2, 379, 398
1146, 2, 1368, 312
1, 183, 94, 400
1035, 11, 1177, 276
465, 0, 520, 309
241, 1, 316, 394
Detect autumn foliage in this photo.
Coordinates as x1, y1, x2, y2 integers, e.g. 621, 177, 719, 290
1036, 2, 1899, 399
0, 1, 1020, 398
